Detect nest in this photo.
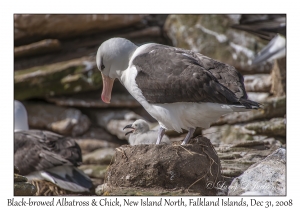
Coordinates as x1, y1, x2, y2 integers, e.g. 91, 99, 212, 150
105, 136, 225, 195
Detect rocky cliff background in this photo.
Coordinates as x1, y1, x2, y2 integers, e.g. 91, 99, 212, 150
14, 14, 286, 196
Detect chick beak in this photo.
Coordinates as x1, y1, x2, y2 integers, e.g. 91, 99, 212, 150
123, 124, 134, 136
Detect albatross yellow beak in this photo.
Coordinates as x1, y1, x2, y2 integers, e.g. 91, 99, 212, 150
101, 73, 115, 103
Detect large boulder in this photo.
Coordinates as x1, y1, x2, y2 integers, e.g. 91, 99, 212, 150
244, 74, 271, 92
23, 101, 91, 136
271, 57, 286, 97
164, 14, 272, 74
203, 118, 286, 145
244, 118, 286, 137
83, 148, 116, 165
14, 14, 148, 45
46, 91, 140, 108
228, 148, 286, 195
14, 39, 61, 59
14, 174, 37, 196
14, 57, 101, 100
216, 139, 282, 177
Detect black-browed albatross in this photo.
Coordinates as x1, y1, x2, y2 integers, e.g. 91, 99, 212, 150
96, 38, 261, 145
14, 100, 93, 193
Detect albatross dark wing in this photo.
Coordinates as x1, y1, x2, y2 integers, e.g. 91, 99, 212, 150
133, 45, 259, 108
14, 130, 82, 175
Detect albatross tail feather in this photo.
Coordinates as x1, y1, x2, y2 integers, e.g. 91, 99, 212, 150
44, 166, 93, 192
27, 166, 93, 192
239, 98, 262, 109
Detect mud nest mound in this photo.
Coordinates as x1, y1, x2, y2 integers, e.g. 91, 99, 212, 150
105, 136, 224, 195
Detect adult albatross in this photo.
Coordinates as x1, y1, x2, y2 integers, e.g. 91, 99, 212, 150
96, 38, 260, 145
14, 100, 93, 193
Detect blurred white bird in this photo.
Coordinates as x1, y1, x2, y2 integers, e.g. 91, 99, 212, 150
14, 100, 93, 193
252, 34, 286, 65
232, 14, 286, 64
123, 119, 171, 145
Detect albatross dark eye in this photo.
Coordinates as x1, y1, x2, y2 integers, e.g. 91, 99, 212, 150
101, 64, 105, 70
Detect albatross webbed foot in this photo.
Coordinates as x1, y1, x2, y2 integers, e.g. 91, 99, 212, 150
156, 127, 166, 144
181, 127, 195, 145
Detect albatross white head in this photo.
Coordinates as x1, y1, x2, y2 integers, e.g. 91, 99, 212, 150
96, 38, 137, 103
14, 100, 29, 131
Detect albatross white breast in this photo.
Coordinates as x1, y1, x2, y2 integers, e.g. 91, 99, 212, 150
96, 38, 261, 145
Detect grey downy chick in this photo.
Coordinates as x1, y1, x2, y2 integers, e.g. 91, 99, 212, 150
123, 119, 170, 145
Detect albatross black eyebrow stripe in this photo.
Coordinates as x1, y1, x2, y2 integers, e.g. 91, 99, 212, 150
101, 57, 105, 70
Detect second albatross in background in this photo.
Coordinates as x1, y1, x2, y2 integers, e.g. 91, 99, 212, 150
14, 100, 93, 193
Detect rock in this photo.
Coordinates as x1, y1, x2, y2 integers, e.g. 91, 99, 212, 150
14, 39, 61, 59
228, 148, 286, 195
202, 124, 265, 145
216, 139, 282, 178
164, 14, 273, 74
215, 96, 286, 125
14, 182, 37, 196
15, 14, 148, 45
76, 138, 121, 155
14, 174, 28, 182
14, 166, 20, 174
90, 178, 104, 189
105, 137, 224, 195
23, 101, 91, 136
46, 91, 140, 108
84, 109, 138, 128
14, 170, 37, 196
84, 108, 144, 140
244, 118, 286, 137
14, 56, 101, 100
244, 74, 271, 92
120, 26, 162, 40
95, 183, 108, 196
77, 127, 121, 142
247, 92, 269, 103
271, 57, 286, 97
83, 148, 115, 165
107, 119, 136, 140
15, 26, 167, 71
203, 118, 286, 144
78, 164, 108, 179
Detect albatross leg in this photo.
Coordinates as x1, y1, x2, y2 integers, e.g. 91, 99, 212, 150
181, 128, 196, 145
156, 127, 166, 144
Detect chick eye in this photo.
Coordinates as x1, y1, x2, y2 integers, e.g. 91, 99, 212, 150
101, 64, 105, 70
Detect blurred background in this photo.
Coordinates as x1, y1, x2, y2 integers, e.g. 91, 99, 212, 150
14, 14, 286, 192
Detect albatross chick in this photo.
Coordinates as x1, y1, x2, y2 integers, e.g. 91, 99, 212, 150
123, 119, 170, 145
